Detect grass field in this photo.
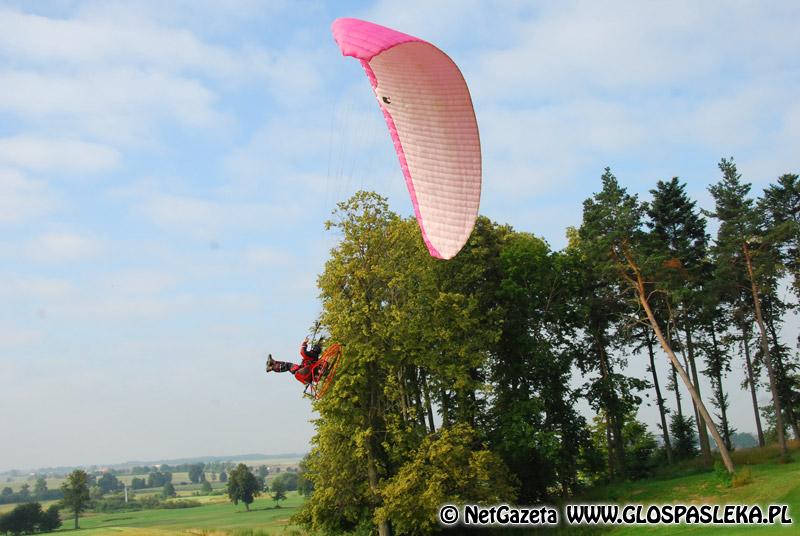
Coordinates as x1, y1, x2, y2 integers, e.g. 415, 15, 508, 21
57, 493, 304, 536
574, 441, 800, 535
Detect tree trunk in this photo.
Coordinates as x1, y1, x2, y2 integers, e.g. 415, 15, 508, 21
684, 326, 713, 467
671, 363, 683, 419
597, 335, 624, 478
396, 368, 408, 424
625, 256, 735, 473
74, 512, 79, 530
411, 367, 427, 429
765, 311, 800, 440
440, 388, 451, 427
741, 325, 765, 447
644, 329, 673, 463
743, 242, 788, 456
364, 359, 392, 536
666, 319, 683, 419
604, 412, 615, 479
709, 325, 732, 451
420, 371, 436, 433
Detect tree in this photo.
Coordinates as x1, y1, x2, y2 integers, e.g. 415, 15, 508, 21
580, 168, 734, 472
219, 470, 227, 484
60, 470, 91, 529
226, 464, 260, 511
298, 193, 520, 535
376, 424, 517, 534
33, 478, 47, 500
39, 505, 61, 533
574, 187, 650, 480
147, 471, 171, 488
670, 414, 698, 460
297, 455, 313, 497
0, 502, 41, 535
303, 192, 402, 536
96, 473, 119, 495
490, 232, 593, 499
161, 482, 176, 499
201, 481, 212, 494
188, 464, 205, 484
645, 176, 711, 463
707, 159, 789, 457
271, 472, 298, 492
760, 173, 800, 299
270, 479, 286, 508
621, 414, 659, 480
257, 465, 269, 479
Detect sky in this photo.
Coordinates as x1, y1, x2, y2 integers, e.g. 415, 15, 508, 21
1, 0, 799, 472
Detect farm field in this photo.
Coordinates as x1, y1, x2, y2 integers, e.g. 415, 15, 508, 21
57, 493, 304, 536
1, 456, 301, 497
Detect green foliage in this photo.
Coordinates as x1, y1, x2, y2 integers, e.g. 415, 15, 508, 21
39, 505, 60, 533
670, 413, 698, 460
0, 502, 60, 534
490, 232, 594, 500
188, 463, 206, 484
731, 466, 753, 488
31, 479, 46, 501
622, 415, 659, 480
93, 495, 139, 513
147, 471, 172, 488
201, 481, 213, 494
157, 499, 202, 509
227, 464, 260, 511
376, 424, 517, 534
0, 502, 39, 535
270, 479, 287, 507
731, 432, 758, 449
161, 482, 176, 499
271, 472, 298, 493
96, 472, 120, 494
256, 465, 269, 479
714, 460, 732, 487
296, 455, 313, 497
15, 486, 29, 503
60, 469, 91, 529
298, 192, 520, 534
292, 160, 800, 531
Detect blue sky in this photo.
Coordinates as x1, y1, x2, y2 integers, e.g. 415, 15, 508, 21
1, 1, 798, 471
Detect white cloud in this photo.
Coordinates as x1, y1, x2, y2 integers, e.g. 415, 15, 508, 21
135, 192, 301, 239
0, 69, 223, 141
244, 246, 292, 268
0, 7, 260, 80
27, 231, 102, 262
95, 269, 176, 296
0, 135, 119, 173
0, 274, 74, 304
0, 168, 58, 224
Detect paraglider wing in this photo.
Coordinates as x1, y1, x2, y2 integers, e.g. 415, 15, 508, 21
331, 18, 482, 260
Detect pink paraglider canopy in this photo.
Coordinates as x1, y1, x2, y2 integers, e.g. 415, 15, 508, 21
331, 18, 482, 260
